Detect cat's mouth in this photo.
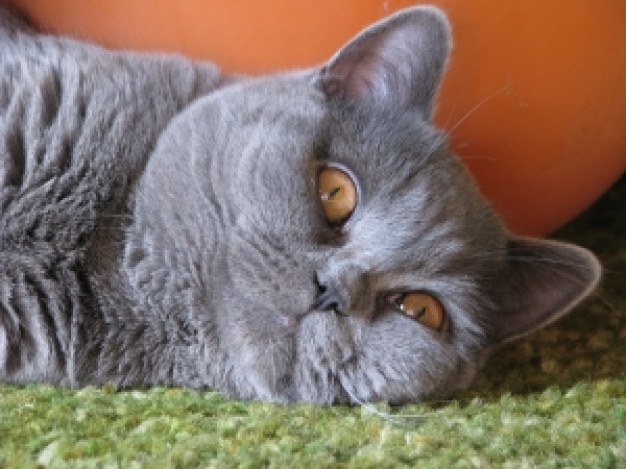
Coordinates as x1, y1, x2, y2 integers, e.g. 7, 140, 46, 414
276, 297, 347, 334
278, 312, 301, 333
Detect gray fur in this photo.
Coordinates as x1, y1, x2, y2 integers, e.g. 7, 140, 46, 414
0, 7, 600, 404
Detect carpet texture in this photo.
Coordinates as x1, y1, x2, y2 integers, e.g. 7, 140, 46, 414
1, 175, 624, 468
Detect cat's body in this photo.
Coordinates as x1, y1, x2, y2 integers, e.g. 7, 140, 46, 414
0, 7, 600, 404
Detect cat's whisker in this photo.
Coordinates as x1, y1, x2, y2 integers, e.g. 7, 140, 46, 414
457, 155, 498, 162
588, 290, 620, 314
505, 254, 597, 279
425, 84, 512, 159
439, 90, 463, 131
341, 383, 431, 427
444, 84, 512, 138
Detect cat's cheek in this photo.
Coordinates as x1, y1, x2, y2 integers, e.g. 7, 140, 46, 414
292, 313, 358, 404
337, 318, 465, 403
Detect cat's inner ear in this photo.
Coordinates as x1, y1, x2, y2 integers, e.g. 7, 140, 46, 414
491, 237, 601, 344
320, 6, 451, 118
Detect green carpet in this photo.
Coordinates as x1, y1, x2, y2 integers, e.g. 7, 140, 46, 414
1, 176, 625, 468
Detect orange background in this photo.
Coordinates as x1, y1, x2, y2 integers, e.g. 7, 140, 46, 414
7, 0, 626, 235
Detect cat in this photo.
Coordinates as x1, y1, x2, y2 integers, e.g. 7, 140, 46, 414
0, 5, 600, 404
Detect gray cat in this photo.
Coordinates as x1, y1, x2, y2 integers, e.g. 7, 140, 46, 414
0, 6, 600, 404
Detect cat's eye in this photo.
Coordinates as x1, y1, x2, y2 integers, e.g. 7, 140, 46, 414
390, 292, 445, 331
317, 166, 358, 225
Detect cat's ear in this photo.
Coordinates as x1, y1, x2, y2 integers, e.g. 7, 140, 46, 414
319, 6, 451, 118
491, 237, 601, 344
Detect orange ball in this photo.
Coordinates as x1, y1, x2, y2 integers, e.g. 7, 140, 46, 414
9, 0, 626, 235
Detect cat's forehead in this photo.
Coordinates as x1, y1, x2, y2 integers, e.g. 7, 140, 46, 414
324, 105, 443, 185
221, 73, 327, 125
217, 73, 440, 167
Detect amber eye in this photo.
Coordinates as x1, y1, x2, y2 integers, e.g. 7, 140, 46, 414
317, 166, 358, 225
391, 292, 445, 331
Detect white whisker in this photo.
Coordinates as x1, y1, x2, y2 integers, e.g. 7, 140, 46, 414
457, 155, 498, 162
342, 383, 428, 427
426, 84, 512, 158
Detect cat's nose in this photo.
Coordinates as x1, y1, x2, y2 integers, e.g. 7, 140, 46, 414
312, 273, 349, 315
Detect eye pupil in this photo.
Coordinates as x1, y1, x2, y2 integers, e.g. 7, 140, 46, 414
321, 186, 342, 201
329, 186, 342, 199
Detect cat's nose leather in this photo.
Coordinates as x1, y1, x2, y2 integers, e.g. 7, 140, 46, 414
312, 274, 349, 315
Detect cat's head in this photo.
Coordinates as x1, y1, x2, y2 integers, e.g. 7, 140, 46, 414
136, 6, 600, 403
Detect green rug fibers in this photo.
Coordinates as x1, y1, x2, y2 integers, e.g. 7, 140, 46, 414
1, 176, 625, 468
